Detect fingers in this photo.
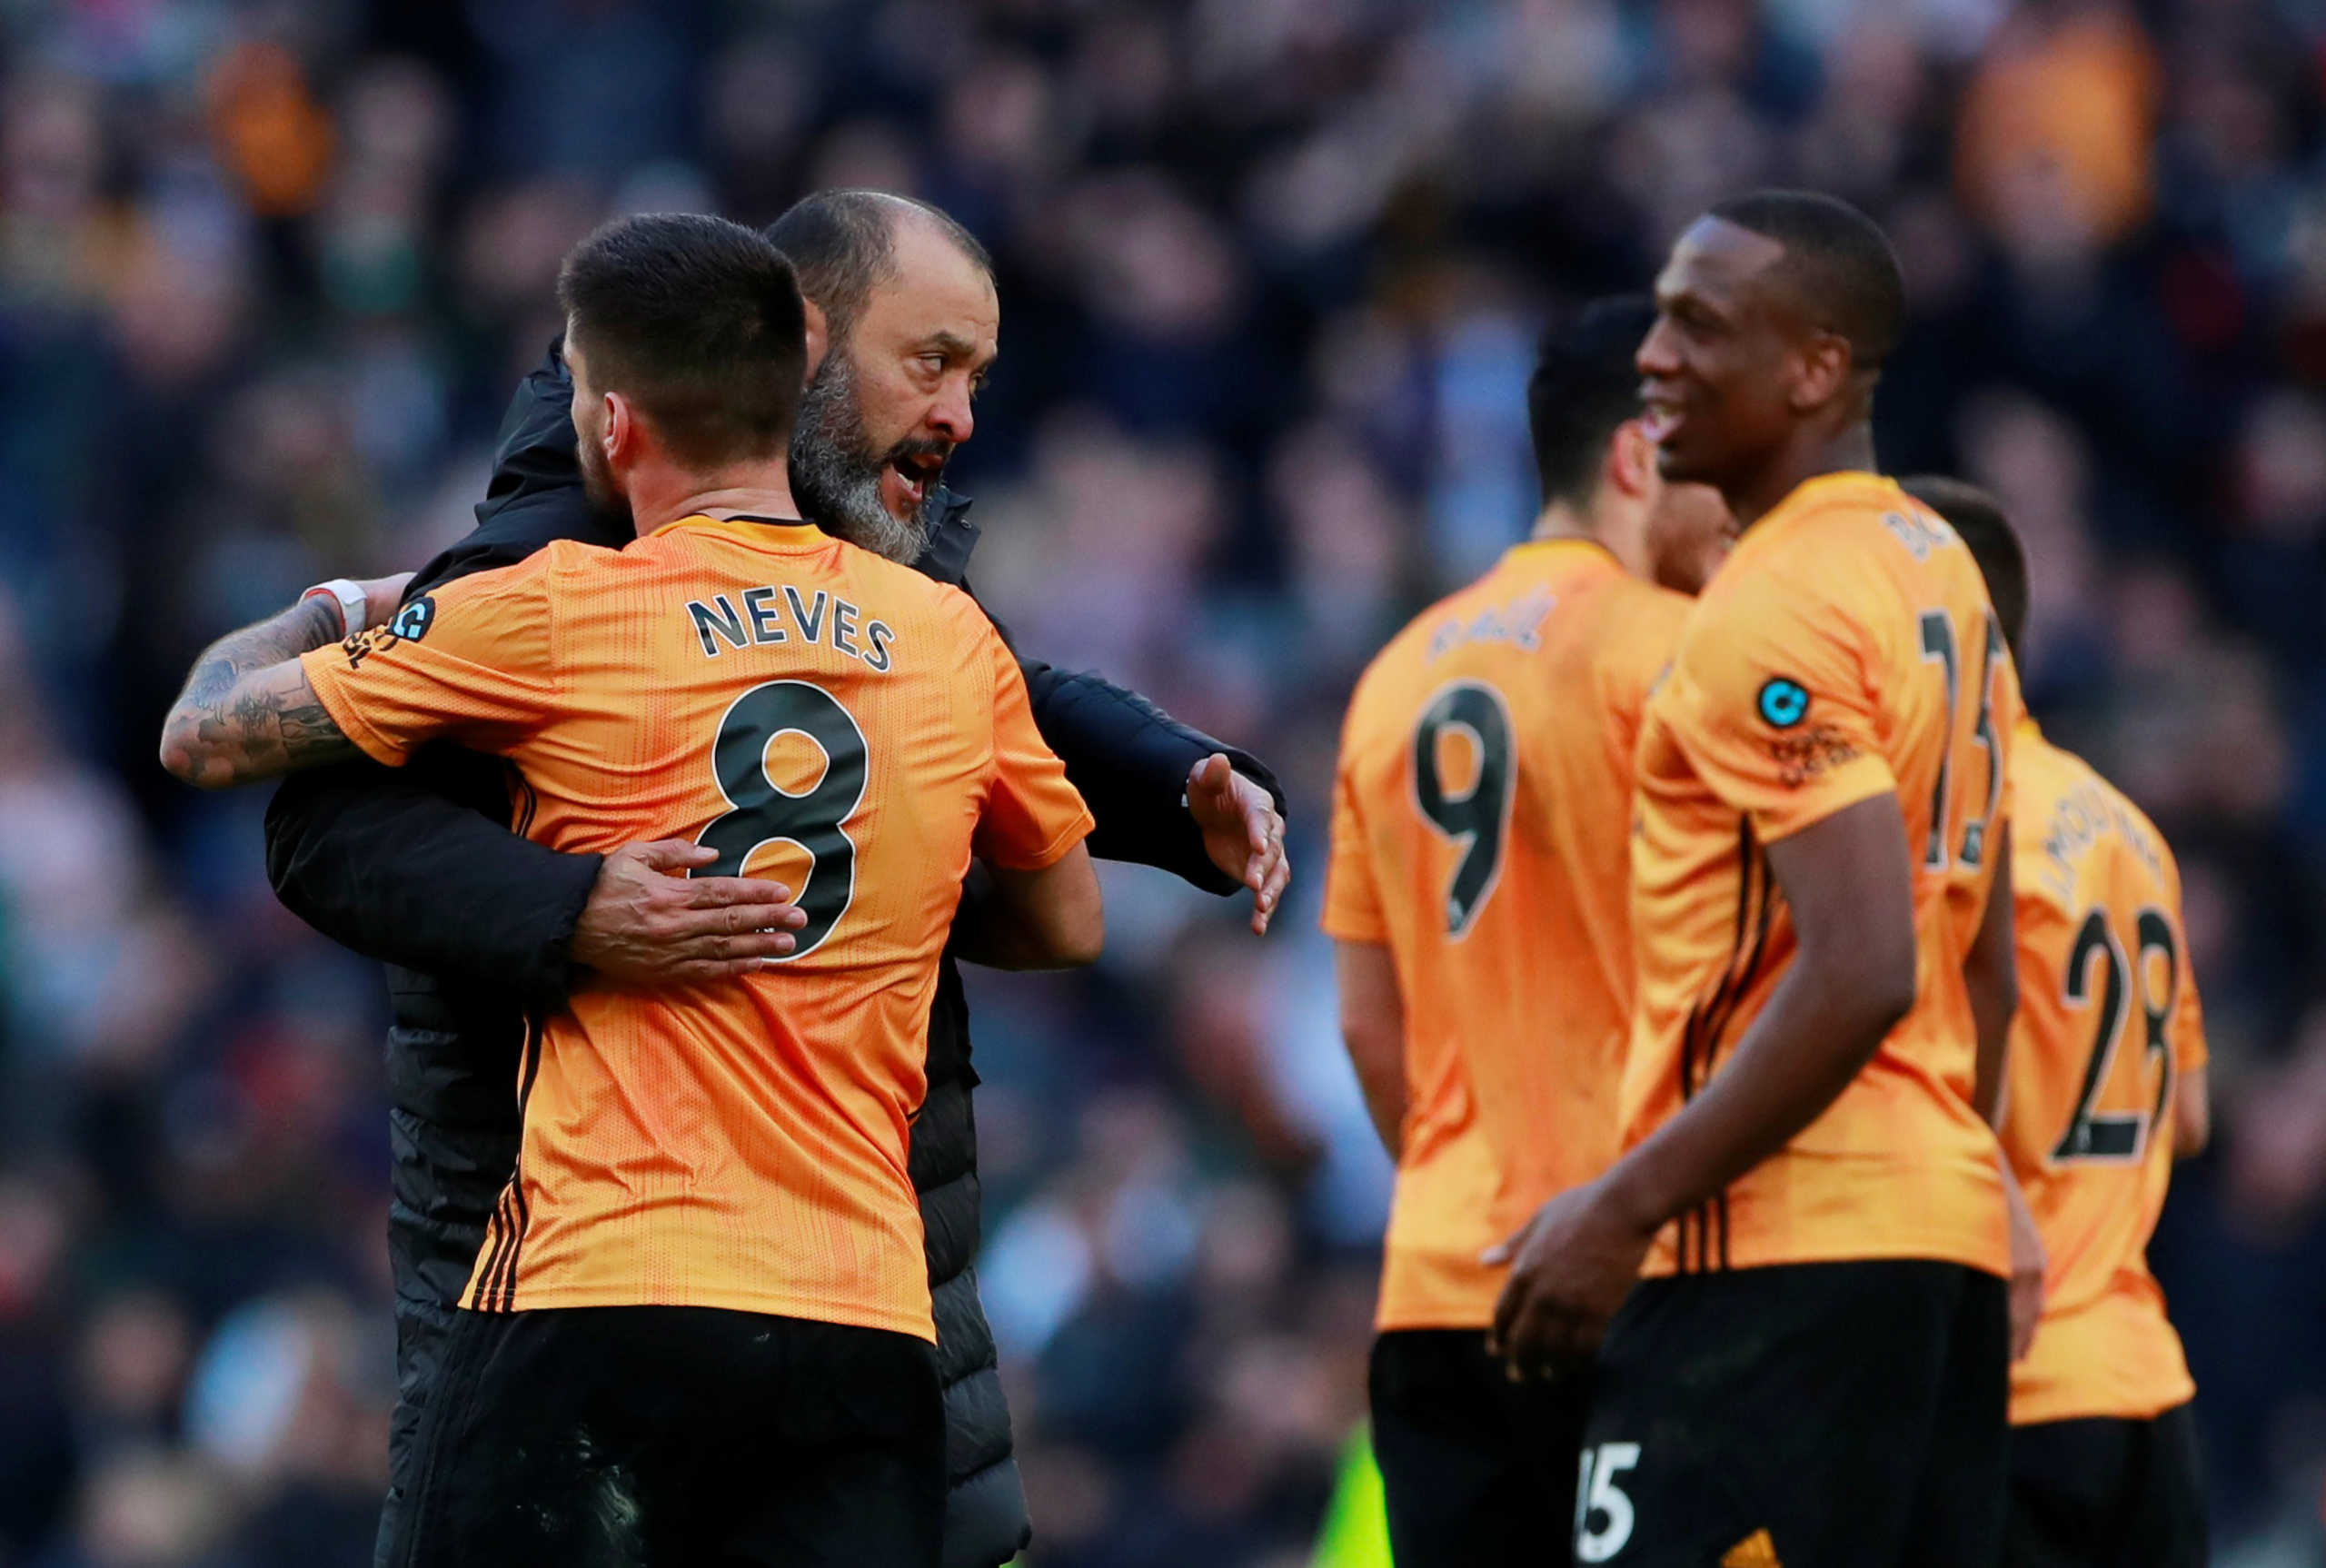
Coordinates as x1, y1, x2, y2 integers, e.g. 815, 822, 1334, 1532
1239, 798, 1289, 934
1489, 1276, 1523, 1360
2009, 1278, 2043, 1362
1496, 1295, 1566, 1383
681, 875, 798, 912
1187, 751, 1233, 803
656, 899, 805, 945
670, 957, 786, 985
1252, 840, 1291, 934
721, 899, 809, 935
682, 929, 800, 964
629, 839, 721, 873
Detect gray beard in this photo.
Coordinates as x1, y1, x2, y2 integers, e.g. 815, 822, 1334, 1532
789, 353, 934, 565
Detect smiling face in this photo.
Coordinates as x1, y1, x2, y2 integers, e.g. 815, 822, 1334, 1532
1635, 216, 1809, 495
789, 215, 999, 562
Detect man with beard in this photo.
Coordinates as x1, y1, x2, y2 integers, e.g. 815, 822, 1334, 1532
261, 191, 1289, 1568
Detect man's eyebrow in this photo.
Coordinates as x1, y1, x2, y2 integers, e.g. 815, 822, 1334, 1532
919, 330, 989, 361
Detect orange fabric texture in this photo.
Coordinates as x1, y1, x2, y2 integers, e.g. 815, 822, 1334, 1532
304, 516, 1093, 1340
1323, 541, 1689, 1330
1624, 474, 2022, 1280
2003, 721, 2204, 1424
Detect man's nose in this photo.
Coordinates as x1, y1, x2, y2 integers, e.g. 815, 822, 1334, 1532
1636, 318, 1680, 377
928, 379, 976, 446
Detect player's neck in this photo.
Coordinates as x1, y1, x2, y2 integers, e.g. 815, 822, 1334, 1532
1531, 501, 1636, 574
1726, 422, 1876, 531
1529, 500, 1594, 545
624, 461, 804, 538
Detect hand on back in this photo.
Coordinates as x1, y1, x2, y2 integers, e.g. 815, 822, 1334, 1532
572, 839, 810, 987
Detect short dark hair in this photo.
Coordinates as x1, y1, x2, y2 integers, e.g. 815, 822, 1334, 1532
1901, 474, 2028, 663
1710, 189, 1905, 373
557, 213, 806, 468
1527, 295, 1656, 511
764, 190, 994, 345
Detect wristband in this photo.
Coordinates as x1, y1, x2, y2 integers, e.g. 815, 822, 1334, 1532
301, 579, 370, 638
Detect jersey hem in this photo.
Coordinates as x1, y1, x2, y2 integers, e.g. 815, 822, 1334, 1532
468, 1284, 937, 1344
1642, 1233, 2012, 1280
2009, 1388, 2197, 1427
1318, 909, 1390, 945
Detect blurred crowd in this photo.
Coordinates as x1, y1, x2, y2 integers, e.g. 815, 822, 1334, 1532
6, 0, 2326, 1563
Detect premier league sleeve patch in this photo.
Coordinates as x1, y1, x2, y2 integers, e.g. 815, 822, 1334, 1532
1756, 676, 1810, 729
343, 594, 437, 670
389, 595, 435, 642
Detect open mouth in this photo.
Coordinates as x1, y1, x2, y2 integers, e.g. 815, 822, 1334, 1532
1640, 390, 1686, 444
885, 452, 946, 511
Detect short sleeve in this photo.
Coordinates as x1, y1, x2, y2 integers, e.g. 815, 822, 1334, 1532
1320, 753, 1387, 943
301, 555, 559, 768
974, 635, 1096, 870
1657, 569, 1897, 842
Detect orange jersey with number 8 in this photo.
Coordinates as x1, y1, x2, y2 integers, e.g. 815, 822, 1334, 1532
1324, 541, 1690, 1330
2002, 720, 2204, 1424
1624, 473, 2022, 1279
302, 515, 1094, 1341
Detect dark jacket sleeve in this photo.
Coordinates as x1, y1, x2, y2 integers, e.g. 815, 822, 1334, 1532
262, 343, 615, 1012
983, 596, 1287, 896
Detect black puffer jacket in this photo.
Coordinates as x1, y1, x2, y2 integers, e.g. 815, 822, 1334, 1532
263, 343, 1283, 1568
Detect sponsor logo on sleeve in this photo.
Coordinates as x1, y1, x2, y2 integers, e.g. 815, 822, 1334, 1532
1766, 724, 1859, 788
1755, 676, 1810, 729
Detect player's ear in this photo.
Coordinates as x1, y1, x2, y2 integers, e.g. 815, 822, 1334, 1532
1605, 419, 1655, 501
1788, 332, 1853, 413
603, 391, 639, 468
800, 296, 830, 386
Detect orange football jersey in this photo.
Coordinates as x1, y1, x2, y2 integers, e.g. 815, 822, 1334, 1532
1324, 540, 1691, 1330
303, 514, 1094, 1340
2003, 719, 2204, 1424
1624, 472, 2021, 1278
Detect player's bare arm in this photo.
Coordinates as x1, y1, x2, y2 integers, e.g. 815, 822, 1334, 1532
950, 844, 1104, 969
159, 593, 388, 789
1486, 792, 1916, 1376
1188, 752, 1291, 934
2174, 1066, 2211, 1157
1966, 826, 2020, 1125
1333, 939, 1406, 1157
1960, 830, 2047, 1357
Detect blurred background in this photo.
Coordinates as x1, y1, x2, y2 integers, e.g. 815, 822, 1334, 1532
3, 0, 2326, 1563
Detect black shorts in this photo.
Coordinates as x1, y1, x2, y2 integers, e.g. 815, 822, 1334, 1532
1368, 1329, 1593, 1568
385, 1305, 945, 1568
2005, 1403, 2207, 1568
1576, 1259, 2008, 1568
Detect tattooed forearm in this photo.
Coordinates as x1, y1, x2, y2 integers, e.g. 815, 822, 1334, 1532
159, 599, 361, 788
